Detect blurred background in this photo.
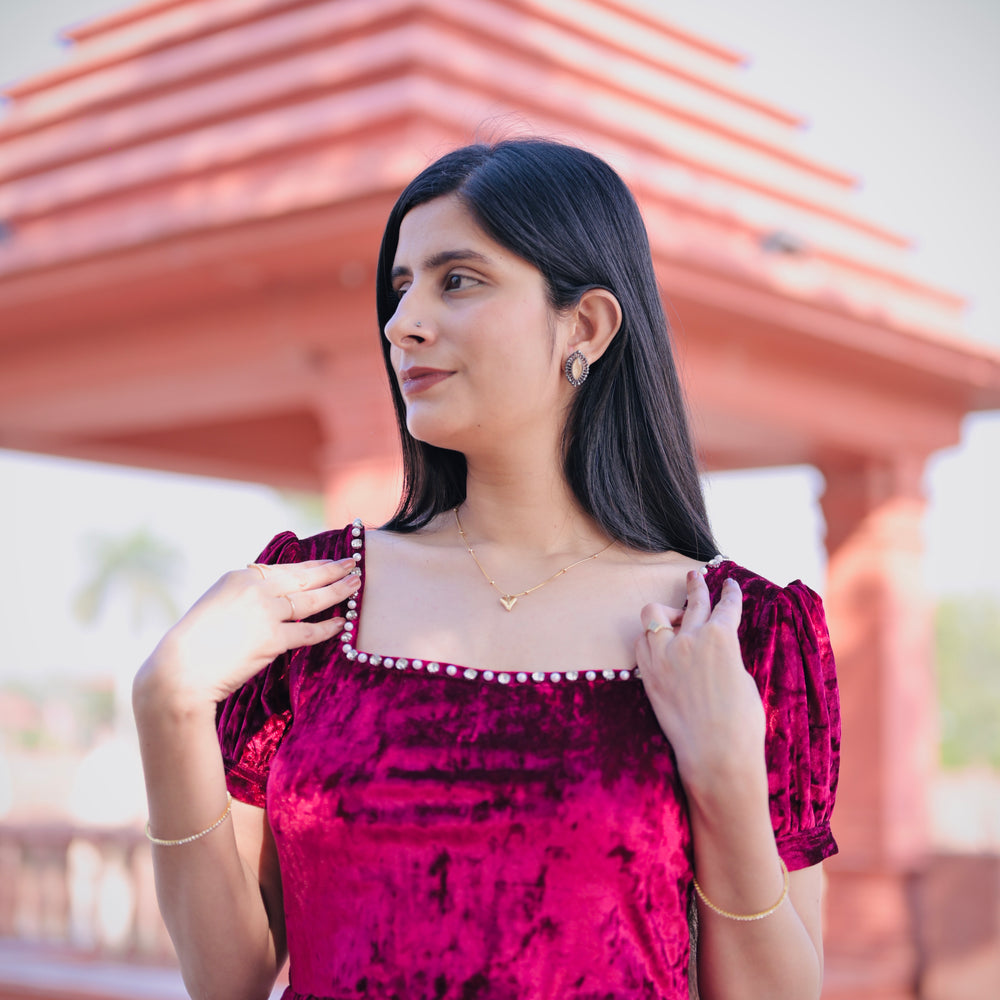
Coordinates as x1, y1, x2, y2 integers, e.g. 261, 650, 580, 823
1, 1, 998, 998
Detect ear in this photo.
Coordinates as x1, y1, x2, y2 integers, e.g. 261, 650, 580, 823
565, 287, 622, 365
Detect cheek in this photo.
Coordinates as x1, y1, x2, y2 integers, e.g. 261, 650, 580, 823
386, 343, 403, 375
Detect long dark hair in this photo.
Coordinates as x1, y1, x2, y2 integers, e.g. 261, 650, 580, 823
375, 138, 716, 558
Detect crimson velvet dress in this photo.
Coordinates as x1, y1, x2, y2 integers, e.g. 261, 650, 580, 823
217, 524, 840, 1000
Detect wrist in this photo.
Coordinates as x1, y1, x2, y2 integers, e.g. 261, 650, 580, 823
133, 645, 219, 727
680, 753, 770, 827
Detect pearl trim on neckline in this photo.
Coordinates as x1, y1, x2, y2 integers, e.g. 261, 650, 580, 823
336, 519, 727, 684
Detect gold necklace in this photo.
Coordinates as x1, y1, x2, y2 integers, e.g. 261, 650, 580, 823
454, 506, 614, 612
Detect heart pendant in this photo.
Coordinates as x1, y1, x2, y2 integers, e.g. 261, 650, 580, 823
500, 595, 518, 612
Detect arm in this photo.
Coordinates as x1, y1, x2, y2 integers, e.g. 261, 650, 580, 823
133, 555, 358, 1000
685, 749, 824, 1000
638, 572, 827, 1000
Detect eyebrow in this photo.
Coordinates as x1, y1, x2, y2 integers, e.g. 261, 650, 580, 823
390, 248, 494, 280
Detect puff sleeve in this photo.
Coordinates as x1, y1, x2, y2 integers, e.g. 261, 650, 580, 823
215, 531, 303, 808
723, 567, 841, 870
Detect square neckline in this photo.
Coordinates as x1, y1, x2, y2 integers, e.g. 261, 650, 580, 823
336, 522, 728, 687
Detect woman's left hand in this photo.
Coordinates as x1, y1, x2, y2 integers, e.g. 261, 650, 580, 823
636, 571, 766, 796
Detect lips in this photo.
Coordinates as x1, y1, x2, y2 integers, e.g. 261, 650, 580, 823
399, 366, 453, 395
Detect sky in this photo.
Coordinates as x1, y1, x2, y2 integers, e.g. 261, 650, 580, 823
0, 0, 998, 684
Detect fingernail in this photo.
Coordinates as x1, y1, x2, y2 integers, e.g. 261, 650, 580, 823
331, 617, 346, 628
339, 558, 357, 568
346, 574, 361, 589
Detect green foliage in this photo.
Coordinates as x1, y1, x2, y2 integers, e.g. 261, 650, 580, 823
74, 527, 182, 631
0, 677, 114, 750
934, 596, 1000, 770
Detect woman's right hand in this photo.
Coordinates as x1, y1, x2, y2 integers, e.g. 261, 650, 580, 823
136, 557, 360, 708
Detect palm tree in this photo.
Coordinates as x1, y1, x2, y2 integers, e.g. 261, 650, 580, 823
75, 528, 181, 632
74, 528, 182, 734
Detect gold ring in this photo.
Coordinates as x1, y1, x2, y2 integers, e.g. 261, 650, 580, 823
247, 562, 267, 581
645, 621, 673, 635
285, 595, 297, 620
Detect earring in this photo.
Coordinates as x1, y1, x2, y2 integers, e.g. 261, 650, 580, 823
564, 350, 590, 387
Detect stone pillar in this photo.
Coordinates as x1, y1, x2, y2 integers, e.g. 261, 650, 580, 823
310, 348, 401, 529
817, 453, 937, 999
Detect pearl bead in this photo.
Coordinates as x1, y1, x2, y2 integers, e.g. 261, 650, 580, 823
336, 522, 640, 687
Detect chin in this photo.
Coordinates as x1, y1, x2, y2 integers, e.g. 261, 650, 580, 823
404, 413, 465, 453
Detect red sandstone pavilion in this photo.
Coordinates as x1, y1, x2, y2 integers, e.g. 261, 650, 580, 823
1, 1, 999, 998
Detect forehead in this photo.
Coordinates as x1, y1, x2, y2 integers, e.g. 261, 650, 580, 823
393, 194, 502, 265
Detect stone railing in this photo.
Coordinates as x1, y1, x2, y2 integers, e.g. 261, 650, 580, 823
0, 821, 173, 961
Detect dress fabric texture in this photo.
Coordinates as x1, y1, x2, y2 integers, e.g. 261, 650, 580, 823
217, 526, 840, 1000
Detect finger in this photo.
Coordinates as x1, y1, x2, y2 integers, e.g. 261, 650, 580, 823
640, 603, 683, 629
272, 572, 362, 623
708, 576, 743, 631
634, 606, 680, 678
285, 558, 362, 594
280, 594, 299, 622
279, 616, 346, 649
677, 569, 711, 631
248, 558, 345, 579
251, 558, 357, 593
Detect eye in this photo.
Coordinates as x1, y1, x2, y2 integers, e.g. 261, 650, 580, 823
392, 280, 411, 300
444, 272, 480, 292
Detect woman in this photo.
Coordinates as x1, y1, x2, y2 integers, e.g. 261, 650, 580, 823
134, 139, 839, 1000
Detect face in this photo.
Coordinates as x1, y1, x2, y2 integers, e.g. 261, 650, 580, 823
384, 194, 573, 456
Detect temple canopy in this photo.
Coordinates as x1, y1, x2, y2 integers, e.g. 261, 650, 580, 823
1, 3, 999, 998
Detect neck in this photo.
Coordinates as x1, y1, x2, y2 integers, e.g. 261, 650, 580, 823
457, 455, 608, 557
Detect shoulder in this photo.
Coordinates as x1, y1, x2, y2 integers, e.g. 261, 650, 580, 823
708, 559, 837, 689
706, 558, 826, 624
255, 521, 363, 564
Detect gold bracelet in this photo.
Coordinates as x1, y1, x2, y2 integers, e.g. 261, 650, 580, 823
145, 793, 234, 847
692, 858, 789, 922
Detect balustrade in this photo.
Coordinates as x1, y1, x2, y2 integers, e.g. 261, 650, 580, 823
0, 822, 173, 961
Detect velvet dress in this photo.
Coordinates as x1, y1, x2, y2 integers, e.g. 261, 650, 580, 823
217, 523, 840, 1000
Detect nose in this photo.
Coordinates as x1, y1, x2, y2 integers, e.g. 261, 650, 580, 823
384, 292, 432, 349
